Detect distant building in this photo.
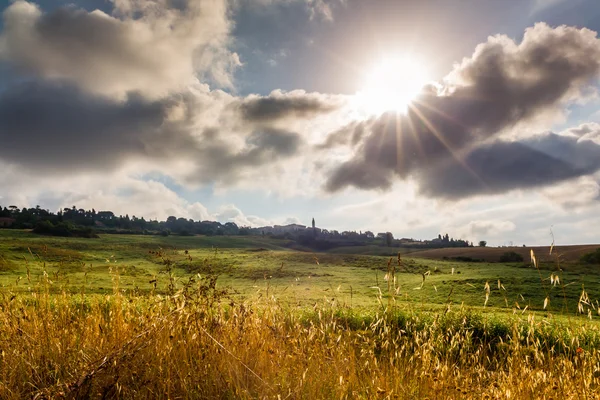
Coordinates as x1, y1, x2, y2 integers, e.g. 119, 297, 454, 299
97, 211, 115, 220
307, 226, 322, 234
399, 238, 421, 245
0, 217, 16, 227
259, 224, 307, 235
273, 224, 306, 234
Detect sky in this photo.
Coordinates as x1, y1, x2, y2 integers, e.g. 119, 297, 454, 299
1, 0, 600, 246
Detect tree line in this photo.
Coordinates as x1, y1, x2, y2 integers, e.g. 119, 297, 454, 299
0, 205, 246, 237
0, 205, 478, 248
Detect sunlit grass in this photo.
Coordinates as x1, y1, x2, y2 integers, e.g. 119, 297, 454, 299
1, 231, 600, 398
1, 275, 599, 399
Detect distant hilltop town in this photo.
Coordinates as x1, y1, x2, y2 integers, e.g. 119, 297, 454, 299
253, 220, 473, 250
0, 205, 476, 249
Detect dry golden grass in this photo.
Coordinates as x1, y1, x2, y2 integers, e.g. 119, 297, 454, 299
0, 268, 599, 400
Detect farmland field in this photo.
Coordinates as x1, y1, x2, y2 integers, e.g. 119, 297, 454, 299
1, 229, 600, 399
1, 229, 599, 312
406, 244, 600, 263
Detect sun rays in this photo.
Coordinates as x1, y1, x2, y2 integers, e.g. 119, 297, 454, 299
349, 55, 488, 193
356, 55, 431, 115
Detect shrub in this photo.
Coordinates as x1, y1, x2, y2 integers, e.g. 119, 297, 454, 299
499, 251, 524, 262
450, 256, 483, 262
581, 248, 600, 264
33, 221, 98, 238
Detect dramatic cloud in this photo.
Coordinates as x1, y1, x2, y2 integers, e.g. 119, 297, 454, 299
444, 23, 600, 131
0, 0, 238, 98
316, 120, 366, 149
324, 23, 600, 199
417, 133, 600, 199
235, 90, 344, 122
0, 80, 190, 172
0, 80, 306, 186
185, 127, 303, 185
325, 158, 393, 192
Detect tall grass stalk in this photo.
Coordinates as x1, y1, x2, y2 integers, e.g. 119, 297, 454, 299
0, 274, 599, 399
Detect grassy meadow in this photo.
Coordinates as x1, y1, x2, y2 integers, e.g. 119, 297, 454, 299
1, 229, 600, 398
2, 229, 599, 312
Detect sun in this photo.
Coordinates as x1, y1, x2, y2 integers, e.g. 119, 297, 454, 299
355, 55, 430, 115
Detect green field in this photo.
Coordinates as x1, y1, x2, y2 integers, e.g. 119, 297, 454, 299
2, 229, 600, 398
1, 229, 599, 315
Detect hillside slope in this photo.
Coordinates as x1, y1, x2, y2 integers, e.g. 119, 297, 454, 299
407, 245, 599, 263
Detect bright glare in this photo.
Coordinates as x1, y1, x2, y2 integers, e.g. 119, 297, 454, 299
356, 56, 430, 115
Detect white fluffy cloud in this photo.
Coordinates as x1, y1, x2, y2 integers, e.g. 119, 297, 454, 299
542, 176, 600, 211
214, 204, 272, 227
0, 0, 238, 99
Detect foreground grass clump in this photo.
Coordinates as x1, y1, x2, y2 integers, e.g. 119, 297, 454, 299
1, 279, 599, 400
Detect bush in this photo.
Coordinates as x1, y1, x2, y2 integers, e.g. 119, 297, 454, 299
499, 251, 524, 263
448, 256, 483, 262
581, 248, 600, 264
33, 221, 98, 238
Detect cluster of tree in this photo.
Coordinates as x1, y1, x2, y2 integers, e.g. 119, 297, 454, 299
33, 220, 98, 238
499, 251, 524, 263
0, 205, 481, 249
0, 205, 250, 237
294, 231, 368, 251
433, 234, 475, 248
267, 230, 475, 251
0, 205, 52, 228
581, 248, 600, 264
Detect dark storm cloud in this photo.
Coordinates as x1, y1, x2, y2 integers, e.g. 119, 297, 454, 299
188, 128, 302, 184
324, 23, 600, 198
417, 135, 600, 199
235, 90, 343, 122
325, 159, 392, 192
0, 80, 173, 171
316, 120, 366, 150
0, 80, 303, 182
